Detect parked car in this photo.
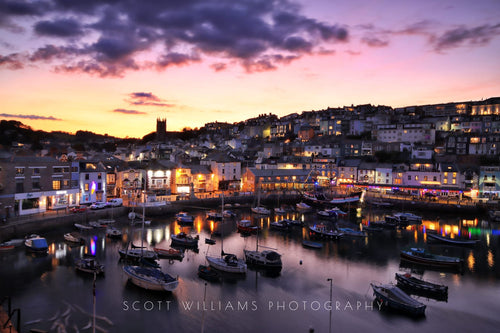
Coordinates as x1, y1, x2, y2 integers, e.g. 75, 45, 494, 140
70, 205, 88, 213
106, 198, 123, 207
90, 202, 107, 210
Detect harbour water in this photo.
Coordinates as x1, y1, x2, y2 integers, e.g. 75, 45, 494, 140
1, 206, 499, 332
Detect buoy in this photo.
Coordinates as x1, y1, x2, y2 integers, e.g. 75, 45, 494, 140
300, 260, 303, 265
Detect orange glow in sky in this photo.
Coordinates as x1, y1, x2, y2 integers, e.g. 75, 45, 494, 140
1, 0, 499, 138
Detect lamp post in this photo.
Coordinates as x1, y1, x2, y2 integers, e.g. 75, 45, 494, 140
327, 278, 332, 333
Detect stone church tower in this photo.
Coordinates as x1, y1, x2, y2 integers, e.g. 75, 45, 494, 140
156, 118, 167, 141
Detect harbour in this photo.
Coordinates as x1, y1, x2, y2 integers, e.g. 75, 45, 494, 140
1, 204, 499, 332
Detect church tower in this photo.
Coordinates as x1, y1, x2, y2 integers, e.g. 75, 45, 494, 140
156, 118, 167, 141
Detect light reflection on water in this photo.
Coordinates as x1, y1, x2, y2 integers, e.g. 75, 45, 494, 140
0, 208, 499, 332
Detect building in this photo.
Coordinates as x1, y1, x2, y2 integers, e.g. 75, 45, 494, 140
78, 161, 107, 204
0, 156, 80, 217
241, 168, 313, 192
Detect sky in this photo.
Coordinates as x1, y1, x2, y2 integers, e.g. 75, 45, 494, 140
0, 0, 499, 138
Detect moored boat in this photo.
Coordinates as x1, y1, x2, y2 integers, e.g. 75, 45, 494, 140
296, 202, 312, 212
308, 224, 343, 240
237, 220, 261, 234
400, 248, 463, 270
302, 240, 323, 249
64, 232, 85, 244
270, 220, 291, 231
0, 244, 15, 252
198, 265, 220, 282
206, 210, 223, 220
153, 247, 184, 260
123, 266, 178, 291
75, 258, 104, 275
175, 212, 194, 224
395, 273, 448, 300
338, 227, 367, 238
24, 234, 48, 253
251, 206, 271, 215
371, 283, 426, 317
244, 249, 282, 272
171, 232, 199, 247
106, 227, 122, 239
426, 233, 479, 246
385, 212, 422, 226
206, 253, 247, 274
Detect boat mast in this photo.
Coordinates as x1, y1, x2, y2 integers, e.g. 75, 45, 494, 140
220, 192, 224, 258
141, 191, 145, 257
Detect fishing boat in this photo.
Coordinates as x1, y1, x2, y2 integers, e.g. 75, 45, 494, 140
426, 233, 479, 246
400, 248, 463, 270
338, 227, 367, 238
106, 227, 122, 239
0, 239, 24, 247
308, 224, 343, 240
206, 194, 247, 274
198, 265, 220, 282
153, 247, 184, 260
171, 232, 199, 247
64, 232, 85, 244
175, 211, 194, 224
395, 273, 448, 300
237, 220, 261, 234
24, 234, 48, 253
89, 221, 108, 228
74, 258, 104, 275
302, 240, 323, 249
123, 266, 178, 291
274, 207, 286, 215
371, 283, 426, 317
223, 210, 236, 218
302, 190, 362, 206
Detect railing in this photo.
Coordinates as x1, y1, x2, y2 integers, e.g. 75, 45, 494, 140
1, 296, 20, 333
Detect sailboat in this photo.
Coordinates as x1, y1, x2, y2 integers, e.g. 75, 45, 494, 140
244, 226, 282, 273
251, 183, 270, 215
206, 193, 247, 274
119, 194, 157, 262
274, 190, 286, 215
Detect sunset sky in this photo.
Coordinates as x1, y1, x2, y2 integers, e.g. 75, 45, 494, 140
1, 0, 499, 138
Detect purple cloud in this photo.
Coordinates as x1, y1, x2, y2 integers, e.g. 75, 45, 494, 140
112, 108, 147, 115
126, 92, 174, 107
0, 113, 62, 120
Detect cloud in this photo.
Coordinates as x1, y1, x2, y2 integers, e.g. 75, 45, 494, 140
211, 62, 227, 72
0, 113, 62, 120
0, 0, 349, 76
126, 92, 174, 107
34, 18, 84, 37
431, 23, 500, 51
112, 108, 147, 115
361, 37, 389, 48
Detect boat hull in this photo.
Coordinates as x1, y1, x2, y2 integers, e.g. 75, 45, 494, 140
243, 250, 282, 272
400, 249, 463, 270
206, 255, 247, 274
123, 266, 178, 291
371, 283, 426, 317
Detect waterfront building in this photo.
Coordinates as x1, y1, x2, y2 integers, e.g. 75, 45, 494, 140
201, 152, 241, 191
479, 166, 500, 198
78, 161, 107, 204
337, 159, 361, 185
241, 168, 312, 192
0, 156, 79, 217
116, 166, 146, 202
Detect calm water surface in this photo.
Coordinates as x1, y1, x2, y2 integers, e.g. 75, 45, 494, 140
1, 206, 499, 333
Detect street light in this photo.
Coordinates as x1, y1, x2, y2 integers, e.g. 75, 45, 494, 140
327, 278, 333, 333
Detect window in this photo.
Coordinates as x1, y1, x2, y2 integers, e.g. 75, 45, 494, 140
52, 180, 61, 190
32, 180, 40, 190
97, 182, 102, 190
98, 173, 102, 180
424, 176, 428, 181
443, 179, 448, 184
85, 174, 90, 180
33, 168, 40, 175
408, 175, 411, 180
15, 168, 24, 176
433, 176, 437, 181
85, 183, 89, 191
415, 176, 419, 181
63, 180, 70, 187
16, 179, 24, 192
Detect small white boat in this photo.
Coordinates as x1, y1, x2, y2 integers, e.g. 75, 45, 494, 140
274, 207, 286, 215
123, 266, 178, 291
106, 227, 122, 239
98, 218, 115, 224
251, 206, 271, 215
296, 202, 312, 212
206, 254, 247, 274
206, 210, 223, 220
74, 223, 93, 230
64, 232, 85, 244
